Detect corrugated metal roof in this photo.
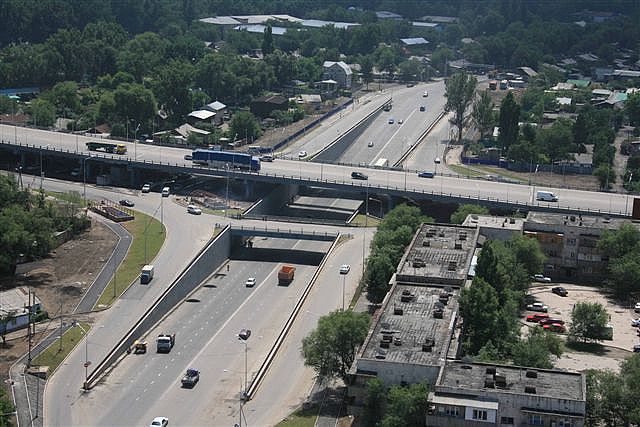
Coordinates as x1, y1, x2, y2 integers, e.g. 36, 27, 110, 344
400, 37, 429, 46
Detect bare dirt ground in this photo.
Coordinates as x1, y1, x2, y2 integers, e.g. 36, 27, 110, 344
0, 218, 116, 387
526, 284, 638, 373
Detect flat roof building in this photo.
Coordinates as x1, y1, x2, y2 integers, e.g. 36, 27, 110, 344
427, 361, 586, 426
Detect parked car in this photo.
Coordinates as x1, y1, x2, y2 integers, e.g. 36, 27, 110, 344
533, 274, 552, 283
418, 171, 435, 178
419, 105, 426, 112
526, 302, 549, 313
245, 277, 256, 288
260, 155, 274, 162
634, 344, 640, 353
141, 183, 151, 193
238, 329, 251, 340
187, 204, 202, 215
150, 417, 168, 427
635, 302, 640, 313
388, 118, 395, 124
184, 154, 193, 161
339, 264, 350, 274
552, 286, 568, 296
631, 318, 640, 327
351, 171, 368, 180
526, 313, 550, 322
539, 318, 564, 326
119, 199, 135, 207
543, 323, 566, 333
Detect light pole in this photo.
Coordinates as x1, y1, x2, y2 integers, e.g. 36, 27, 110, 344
134, 122, 140, 160
625, 173, 633, 216
238, 332, 250, 397
225, 163, 230, 217
73, 322, 90, 391
341, 274, 346, 310
39, 144, 51, 190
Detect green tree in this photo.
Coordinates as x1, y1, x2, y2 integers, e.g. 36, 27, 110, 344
229, 111, 261, 143
472, 91, 495, 139
359, 55, 374, 90
593, 164, 616, 190
569, 302, 609, 343
511, 326, 563, 369
626, 92, 640, 127
262, 25, 274, 55
117, 32, 168, 81
363, 378, 386, 427
450, 204, 489, 224
302, 309, 370, 383
506, 235, 545, 276
375, 46, 396, 77
497, 91, 520, 150
444, 72, 477, 143
29, 99, 56, 127
153, 59, 194, 122
0, 95, 17, 114
398, 59, 423, 82
459, 277, 501, 355
112, 83, 156, 125
536, 119, 574, 163
382, 382, 429, 427
0, 385, 14, 427
41, 81, 80, 116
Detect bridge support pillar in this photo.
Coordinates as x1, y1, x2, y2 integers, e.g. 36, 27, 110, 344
243, 179, 254, 199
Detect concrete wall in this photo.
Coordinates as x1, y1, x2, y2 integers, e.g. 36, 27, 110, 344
85, 226, 232, 388
313, 107, 384, 163
243, 184, 298, 218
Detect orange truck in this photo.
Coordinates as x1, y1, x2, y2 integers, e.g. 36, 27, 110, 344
278, 265, 295, 285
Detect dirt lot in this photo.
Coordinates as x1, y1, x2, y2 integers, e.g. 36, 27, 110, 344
525, 284, 639, 372
0, 217, 116, 385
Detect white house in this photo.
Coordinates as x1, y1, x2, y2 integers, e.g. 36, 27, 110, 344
1, 287, 42, 334
323, 61, 353, 89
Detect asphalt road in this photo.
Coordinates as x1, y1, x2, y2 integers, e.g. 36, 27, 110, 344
339, 81, 446, 166
80, 237, 331, 427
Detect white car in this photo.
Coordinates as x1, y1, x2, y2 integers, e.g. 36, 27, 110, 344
526, 302, 549, 313
631, 318, 640, 327
368, 141, 374, 147
339, 264, 350, 275
150, 417, 168, 427
141, 183, 151, 193
245, 277, 256, 287
422, 91, 429, 97
398, 119, 404, 124
434, 157, 441, 164
533, 274, 551, 283
298, 151, 307, 158
187, 204, 202, 215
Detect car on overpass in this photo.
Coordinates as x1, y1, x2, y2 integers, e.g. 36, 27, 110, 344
187, 205, 202, 215
245, 277, 256, 287
339, 264, 350, 274
141, 183, 151, 193
150, 417, 168, 427
388, 118, 395, 124
298, 151, 307, 158
420, 105, 426, 112
239, 329, 251, 340
351, 171, 368, 180
418, 171, 435, 178
119, 199, 135, 207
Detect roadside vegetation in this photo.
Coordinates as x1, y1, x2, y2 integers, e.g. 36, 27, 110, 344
32, 322, 91, 374
94, 211, 165, 308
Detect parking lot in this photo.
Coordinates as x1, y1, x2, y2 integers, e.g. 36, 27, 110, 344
525, 284, 639, 373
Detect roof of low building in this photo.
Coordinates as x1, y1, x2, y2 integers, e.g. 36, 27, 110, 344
252, 94, 288, 105
188, 110, 216, 120
234, 24, 287, 35
199, 16, 240, 25
400, 37, 429, 46
420, 15, 458, 23
0, 287, 42, 317
412, 21, 439, 28
205, 101, 227, 111
175, 123, 210, 138
439, 361, 585, 401
323, 61, 353, 75
376, 11, 403, 19
301, 19, 360, 29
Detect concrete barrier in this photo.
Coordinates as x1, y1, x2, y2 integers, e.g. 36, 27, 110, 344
84, 225, 232, 389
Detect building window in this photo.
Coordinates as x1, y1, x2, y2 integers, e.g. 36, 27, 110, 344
473, 409, 488, 421
566, 238, 576, 245
529, 414, 544, 425
500, 416, 514, 425
438, 406, 460, 417
558, 420, 574, 427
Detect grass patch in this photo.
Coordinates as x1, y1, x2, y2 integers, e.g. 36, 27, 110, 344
46, 190, 87, 206
350, 214, 380, 227
565, 340, 607, 355
473, 165, 527, 182
206, 208, 244, 217
446, 164, 485, 177
32, 323, 91, 373
94, 211, 166, 308
276, 404, 319, 427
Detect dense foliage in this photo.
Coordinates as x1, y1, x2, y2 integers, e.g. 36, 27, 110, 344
365, 204, 432, 303
568, 301, 610, 343
597, 223, 640, 299
0, 175, 89, 276
301, 309, 370, 383
459, 236, 559, 368
362, 379, 429, 427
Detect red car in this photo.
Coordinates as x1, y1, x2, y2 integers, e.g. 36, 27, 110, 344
539, 318, 564, 326
543, 323, 566, 333
526, 313, 550, 322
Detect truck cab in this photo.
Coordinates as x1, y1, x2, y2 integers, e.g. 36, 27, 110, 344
140, 265, 154, 284
157, 333, 175, 353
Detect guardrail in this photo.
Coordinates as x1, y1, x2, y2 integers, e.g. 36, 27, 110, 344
0, 141, 633, 217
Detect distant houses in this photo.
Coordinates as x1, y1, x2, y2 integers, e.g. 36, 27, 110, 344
322, 61, 353, 89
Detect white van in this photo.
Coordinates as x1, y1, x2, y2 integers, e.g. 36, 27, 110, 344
536, 191, 558, 202
161, 187, 170, 197
140, 264, 154, 284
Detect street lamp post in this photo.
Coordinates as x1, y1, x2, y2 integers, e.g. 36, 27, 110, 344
225, 163, 230, 217
73, 322, 90, 390
82, 155, 94, 204
238, 332, 250, 398
341, 274, 346, 310
134, 123, 140, 160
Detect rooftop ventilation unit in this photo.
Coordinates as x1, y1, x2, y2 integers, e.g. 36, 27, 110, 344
413, 259, 426, 268
447, 261, 457, 271
454, 242, 463, 249
393, 307, 403, 315
426, 229, 436, 237
375, 349, 387, 359
525, 370, 538, 378
422, 239, 431, 247
524, 386, 536, 394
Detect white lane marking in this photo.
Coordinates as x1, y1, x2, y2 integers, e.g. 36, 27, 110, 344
371, 107, 418, 164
